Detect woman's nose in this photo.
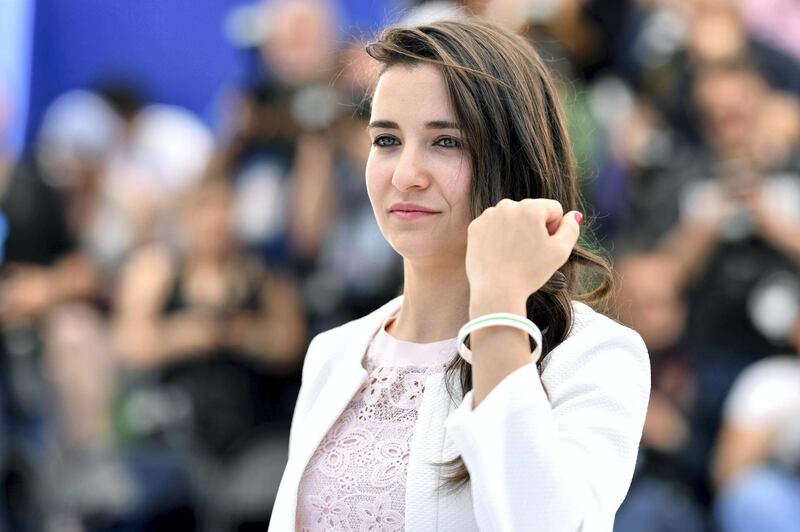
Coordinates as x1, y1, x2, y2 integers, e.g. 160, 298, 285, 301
391, 146, 430, 191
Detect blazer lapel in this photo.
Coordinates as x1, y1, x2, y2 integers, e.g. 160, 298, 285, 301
278, 297, 404, 527
292, 340, 368, 474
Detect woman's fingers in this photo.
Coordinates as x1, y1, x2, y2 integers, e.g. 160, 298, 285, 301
467, 200, 581, 298
551, 210, 582, 251
517, 198, 564, 235
546, 217, 561, 236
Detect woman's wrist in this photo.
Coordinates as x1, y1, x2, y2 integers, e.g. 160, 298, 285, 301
469, 286, 528, 319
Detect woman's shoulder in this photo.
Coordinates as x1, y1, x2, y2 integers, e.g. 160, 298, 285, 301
540, 300, 649, 378
536, 300, 651, 420
568, 300, 646, 346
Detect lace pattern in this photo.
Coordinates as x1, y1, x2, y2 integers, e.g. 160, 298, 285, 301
296, 323, 456, 532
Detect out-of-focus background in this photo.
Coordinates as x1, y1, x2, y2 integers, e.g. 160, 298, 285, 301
0, 0, 798, 530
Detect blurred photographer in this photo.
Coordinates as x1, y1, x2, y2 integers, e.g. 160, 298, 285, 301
641, 58, 800, 506
612, 57, 800, 527
0, 90, 120, 531
215, 0, 344, 271
660, 61, 800, 355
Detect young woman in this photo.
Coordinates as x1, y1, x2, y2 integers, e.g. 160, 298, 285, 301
270, 20, 650, 532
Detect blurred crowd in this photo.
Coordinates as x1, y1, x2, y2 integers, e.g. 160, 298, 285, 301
0, 0, 798, 531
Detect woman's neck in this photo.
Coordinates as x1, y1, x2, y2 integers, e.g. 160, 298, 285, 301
387, 257, 471, 343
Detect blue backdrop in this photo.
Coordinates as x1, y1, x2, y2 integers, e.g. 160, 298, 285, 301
0, 0, 35, 158
20, 0, 403, 151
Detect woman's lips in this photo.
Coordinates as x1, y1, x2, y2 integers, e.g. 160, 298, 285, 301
388, 203, 440, 220
390, 210, 439, 220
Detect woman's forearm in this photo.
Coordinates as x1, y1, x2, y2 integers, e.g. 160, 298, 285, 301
468, 291, 533, 407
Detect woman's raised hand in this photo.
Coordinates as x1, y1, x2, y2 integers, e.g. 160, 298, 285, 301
466, 199, 582, 316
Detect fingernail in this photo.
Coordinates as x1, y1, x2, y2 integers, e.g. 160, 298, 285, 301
575, 212, 583, 225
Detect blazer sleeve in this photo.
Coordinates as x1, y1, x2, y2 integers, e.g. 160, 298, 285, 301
444, 320, 650, 532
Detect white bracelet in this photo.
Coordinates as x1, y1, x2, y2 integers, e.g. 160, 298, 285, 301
457, 312, 543, 365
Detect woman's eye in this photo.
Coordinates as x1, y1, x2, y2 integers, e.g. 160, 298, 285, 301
435, 137, 461, 148
373, 135, 399, 147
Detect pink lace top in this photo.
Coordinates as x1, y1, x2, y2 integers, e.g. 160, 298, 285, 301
296, 317, 457, 531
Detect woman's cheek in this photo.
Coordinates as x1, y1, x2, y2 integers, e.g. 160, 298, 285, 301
438, 160, 472, 219
364, 153, 378, 196
365, 159, 387, 226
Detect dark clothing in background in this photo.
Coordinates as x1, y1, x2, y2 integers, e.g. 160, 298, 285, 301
0, 158, 73, 532
1, 159, 74, 266
116, 259, 298, 458
686, 237, 798, 360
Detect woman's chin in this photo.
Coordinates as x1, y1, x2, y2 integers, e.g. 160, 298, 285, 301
389, 240, 464, 267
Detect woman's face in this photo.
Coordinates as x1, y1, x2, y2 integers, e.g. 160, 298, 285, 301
366, 64, 472, 266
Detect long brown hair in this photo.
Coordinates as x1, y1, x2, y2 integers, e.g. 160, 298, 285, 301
366, 19, 614, 489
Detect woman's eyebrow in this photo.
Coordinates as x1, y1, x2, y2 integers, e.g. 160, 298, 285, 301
367, 120, 460, 130
425, 120, 459, 130
367, 120, 399, 130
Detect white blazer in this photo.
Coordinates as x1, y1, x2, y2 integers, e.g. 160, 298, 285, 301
269, 296, 650, 531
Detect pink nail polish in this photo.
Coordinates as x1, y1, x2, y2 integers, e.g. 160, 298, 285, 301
575, 212, 583, 225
